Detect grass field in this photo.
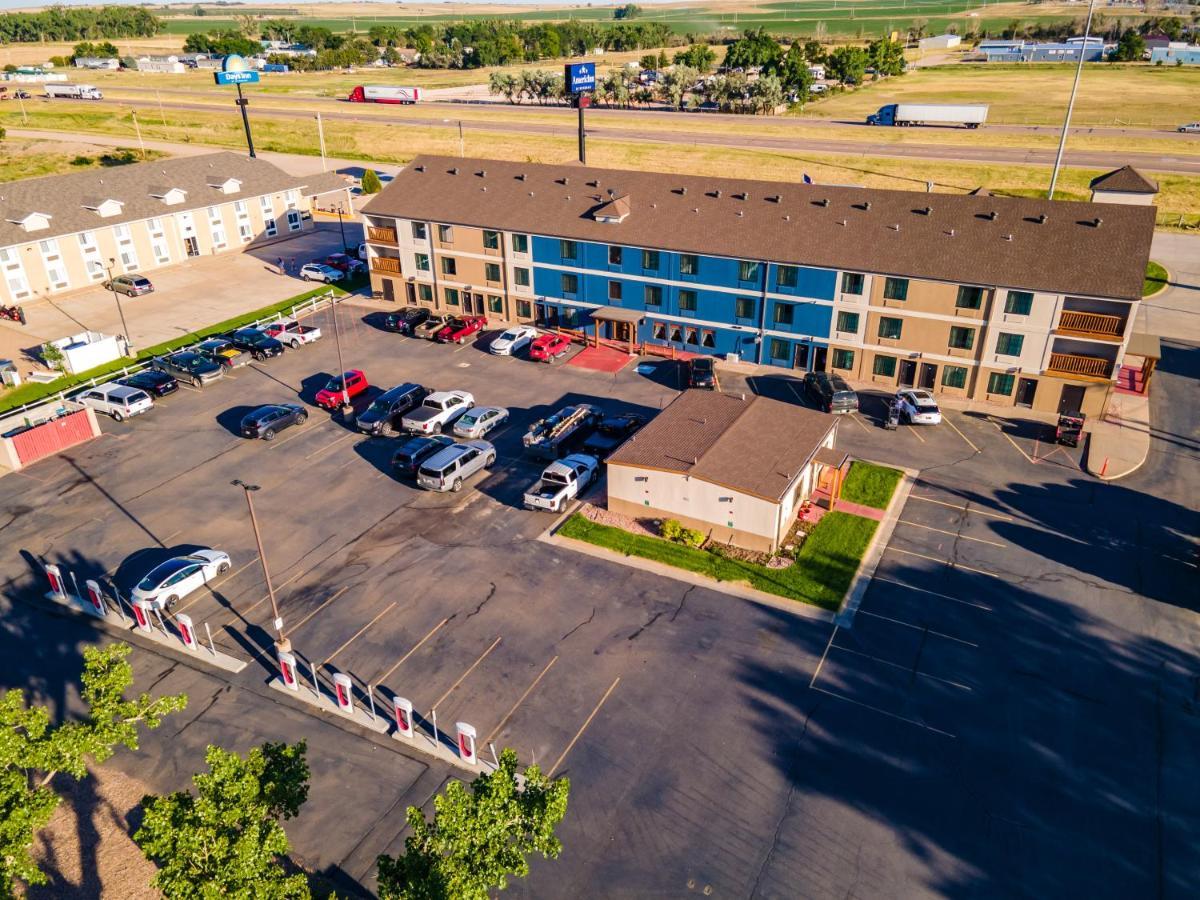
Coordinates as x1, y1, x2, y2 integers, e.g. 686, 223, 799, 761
1143, 260, 1170, 297
0, 138, 165, 183
838, 461, 903, 509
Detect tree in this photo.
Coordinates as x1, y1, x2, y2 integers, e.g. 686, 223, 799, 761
771, 41, 815, 100
234, 13, 259, 38
73, 41, 120, 59
0, 643, 186, 897
674, 43, 716, 73
376, 749, 569, 900
867, 37, 906, 77
360, 169, 383, 194
183, 29, 260, 57
135, 741, 310, 900
613, 3, 642, 19
1110, 28, 1146, 61
639, 52, 658, 69
803, 40, 826, 65
826, 45, 868, 84
660, 64, 697, 109
724, 27, 783, 70
751, 73, 784, 114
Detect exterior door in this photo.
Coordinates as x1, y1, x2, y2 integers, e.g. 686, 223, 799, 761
184, 237, 200, 258
382, 279, 395, 302
1016, 377, 1038, 407
793, 343, 810, 371
1058, 384, 1085, 414
404, 282, 415, 304
812, 346, 827, 373
898, 359, 917, 387
919, 363, 937, 390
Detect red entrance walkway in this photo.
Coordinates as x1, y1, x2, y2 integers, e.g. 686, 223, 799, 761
568, 344, 634, 373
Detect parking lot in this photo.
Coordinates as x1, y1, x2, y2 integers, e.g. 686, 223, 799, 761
1, 304, 1196, 897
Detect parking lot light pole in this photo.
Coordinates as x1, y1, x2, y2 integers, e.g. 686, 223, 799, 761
329, 295, 352, 416
105, 258, 135, 357
336, 203, 348, 253
232, 479, 289, 654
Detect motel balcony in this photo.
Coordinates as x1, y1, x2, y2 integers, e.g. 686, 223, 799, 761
1044, 337, 1118, 381
370, 255, 402, 275
366, 226, 398, 245
1054, 298, 1129, 343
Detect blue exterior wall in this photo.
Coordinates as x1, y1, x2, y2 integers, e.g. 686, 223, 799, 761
1150, 47, 1200, 64
529, 236, 837, 369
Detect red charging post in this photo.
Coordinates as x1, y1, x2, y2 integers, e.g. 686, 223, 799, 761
45, 564, 66, 600
277, 649, 300, 691
84, 579, 106, 617
131, 600, 153, 633
456, 722, 478, 765
332, 672, 354, 714
392, 696, 414, 739
176, 613, 198, 651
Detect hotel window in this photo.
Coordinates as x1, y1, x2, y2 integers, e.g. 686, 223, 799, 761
836, 311, 859, 333
652, 322, 667, 340
841, 272, 864, 295
883, 277, 908, 301
438, 224, 454, 243
418, 283, 433, 302
441, 257, 457, 276
956, 285, 985, 310
878, 317, 903, 340
738, 260, 760, 282
78, 232, 105, 280
948, 326, 975, 350
150, 224, 173, 263
701, 330, 716, 349
774, 302, 794, 325
873, 355, 897, 377
114, 224, 139, 271
285, 210, 301, 232
415, 253, 430, 272
483, 229, 500, 250
511, 233, 528, 253
561, 307, 580, 328
669, 325, 683, 343
777, 265, 798, 288
770, 338, 789, 360
485, 262, 501, 282
734, 297, 755, 319
608, 280, 622, 302
208, 207, 227, 249
412, 222, 427, 240
679, 289, 697, 312
444, 287, 460, 306
832, 349, 855, 370
561, 273, 578, 295
38, 239, 69, 290
641, 249, 660, 270
238, 221, 252, 243
488, 295, 504, 314
644, 285, 662, 306
260, 196, 277, 236
608, 245, 622, 265
513, 267, 530, 287
516, 299, 531, 318
560, 239, 577, 260
942, 365, 968, 389
987, 372, 1015, 395
685, 328, 699, 346
0, 248, 31, 300
1004, 290, 1033, 315
996, 332, 1024, 356
679, 254, 698, 276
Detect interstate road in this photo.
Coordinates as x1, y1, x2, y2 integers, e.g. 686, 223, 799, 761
95, 93, 1200, 176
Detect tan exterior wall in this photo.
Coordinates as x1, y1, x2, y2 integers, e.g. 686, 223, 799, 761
608, 496, 779, 553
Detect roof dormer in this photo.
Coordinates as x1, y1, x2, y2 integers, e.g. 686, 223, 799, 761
592, 193, 631, 224
206, 176, 242, 195
82, 197, 125, 218
149, 185, 188, 205
6, 211, 51, 232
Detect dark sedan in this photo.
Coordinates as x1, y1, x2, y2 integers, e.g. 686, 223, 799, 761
225, 328, 285, 360
383, 308, 430, 335
117, 369, 178, 398
240, 404, 307, 441
391, 434, 454, 478
687, 357, 717, 390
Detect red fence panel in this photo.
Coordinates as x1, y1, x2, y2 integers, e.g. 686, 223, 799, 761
11, 410, 97, 466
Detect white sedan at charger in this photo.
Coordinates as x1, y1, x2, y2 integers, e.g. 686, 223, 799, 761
894, 389, 942, 425
131, 549, 231, 611
489, 325, 540, 356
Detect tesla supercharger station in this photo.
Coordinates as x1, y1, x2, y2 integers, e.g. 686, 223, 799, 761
332, 673, 354, 714
45, 564, 66, 600
277, 650, 300, 691
457, 722, 478, 765
131, 600, 153, 633
84, 579, 106, 617
176, 613, 198, 651
392, 696, 414, 739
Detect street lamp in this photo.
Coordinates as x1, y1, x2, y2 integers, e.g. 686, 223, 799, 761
442, 118, 465, 158
105, 258, 135, 357
335, 202, 348, 253
328, 295, 353, 417
231, 479, 289, 654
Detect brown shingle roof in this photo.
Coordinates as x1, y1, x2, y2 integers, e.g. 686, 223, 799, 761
607, 390, 835, 502
362, 155, 1157, 302
1089, 165, 1159, 194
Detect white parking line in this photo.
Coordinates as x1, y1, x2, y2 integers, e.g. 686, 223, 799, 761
830, 644, 973, 691
810, 624, 838, 688
871, 576, 992, 612
303, 430, 359, 461
942, 413, 981, 454
854, 608, 979, 647
886, 545, 1004, 579
898, 520, 1006, 548
908, 494, 1014, 522
809, 686, 957, 739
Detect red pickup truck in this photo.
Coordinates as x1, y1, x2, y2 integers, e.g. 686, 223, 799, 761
528, 333, 572, 362
315, 369, 368, 409
434, 316, 487, 345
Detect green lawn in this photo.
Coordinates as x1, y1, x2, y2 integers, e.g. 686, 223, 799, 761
839, 461, 903, 510
558, 510, 878, 611
1143, 260, 1169, 297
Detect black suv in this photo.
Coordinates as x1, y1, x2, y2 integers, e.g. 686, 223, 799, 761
383, 308, 430, 335
240, 404, 307, 441
356, 383, 428, 435
803, 372, 859, 414
687, 357, 717, 390
392, 435, 454, 478
225, 328, 284, 361
117, 369, 178, 397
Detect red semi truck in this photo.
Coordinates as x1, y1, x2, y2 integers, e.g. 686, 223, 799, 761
348, 85, 422, 104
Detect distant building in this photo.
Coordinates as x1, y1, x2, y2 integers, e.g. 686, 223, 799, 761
73, 57, 119, 70
1089, 166, 1159, 206
978, 38, 1108, 62
133, 56, 186, 74
393, 48, 421, 64
918, 34, 961, 51
807, 63, 825, 80
1150, 45, 1200, 65
194, 57, 224, 71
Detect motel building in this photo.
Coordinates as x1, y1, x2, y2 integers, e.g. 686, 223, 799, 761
361, 156, 1155, 418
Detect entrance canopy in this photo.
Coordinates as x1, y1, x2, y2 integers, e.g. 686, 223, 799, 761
1125, 332, 1160, 360
589, 306, 645, 325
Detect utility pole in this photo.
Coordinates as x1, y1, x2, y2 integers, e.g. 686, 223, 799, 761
16, 90, 28, 125
105, 258, 134, 356
442, 119, 464, 157
131, 110, 146, 159
232, 480, 288, 653
1048, 0, 1096, 199
329, 294, 352, 416
316, 112, 328, 171
156, 89, 166, 127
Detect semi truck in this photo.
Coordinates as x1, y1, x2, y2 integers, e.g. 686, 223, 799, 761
867, 103, 988, 128
44, 83, 103, 100
347, 85, 422, 104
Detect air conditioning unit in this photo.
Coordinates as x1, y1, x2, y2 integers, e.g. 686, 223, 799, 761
725, 352, 739, 364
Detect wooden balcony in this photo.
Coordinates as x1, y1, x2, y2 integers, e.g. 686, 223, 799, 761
370, 256, 401, 275
1045, 352, 1113, 381
1056, 310, 1125, 341
367, 226, 398, 245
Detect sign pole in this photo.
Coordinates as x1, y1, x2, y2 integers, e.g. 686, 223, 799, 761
236, 82, 256, 159
564, 61, 595, 166
577, 97, 586, 165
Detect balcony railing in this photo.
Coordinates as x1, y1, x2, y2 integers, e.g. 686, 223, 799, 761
367, 226, 398, 245
1057, 310, 1124, 340
370, 257, 401, 275
1046, 352, 1113, 380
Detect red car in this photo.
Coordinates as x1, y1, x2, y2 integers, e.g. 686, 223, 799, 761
529, 333, 572, 362
323, 253, 365, 275
315, 369, 368, 409
434, 315, 487, 345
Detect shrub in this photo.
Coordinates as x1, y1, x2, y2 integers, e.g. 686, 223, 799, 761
360, 168, 383, 194
659, 518, 683, 542
659, 519, 704, 547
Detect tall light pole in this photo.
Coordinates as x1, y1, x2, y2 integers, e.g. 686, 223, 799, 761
315, 112, 328, 171
329, 294, 352, 416
335, 202, 348, 252
1048, 0, 1097, 199
105, 258, 134, 357
442, 118, 464, 157
232, 479, 289, 653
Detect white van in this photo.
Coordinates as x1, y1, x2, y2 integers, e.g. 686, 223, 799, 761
78, 383, 153, 421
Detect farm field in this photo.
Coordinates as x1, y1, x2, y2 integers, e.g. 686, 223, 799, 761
0, 136, 163, 183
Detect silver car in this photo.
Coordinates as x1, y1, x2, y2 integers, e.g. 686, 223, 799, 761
416, 440, 495, 492
452, 406, 509, 439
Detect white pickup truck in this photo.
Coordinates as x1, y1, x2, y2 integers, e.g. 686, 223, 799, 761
523, 454, 599, 512
261, 319, 322, 349
401, 390, 474, 434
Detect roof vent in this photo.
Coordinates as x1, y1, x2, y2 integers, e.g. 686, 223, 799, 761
588, 179, 600, 187
415, 164, 425, 172
921, 206, 932, 215
736, 210, 744, 217
1092, 217, 1103, 228
692, 207, 699, 213
651, 202, 657, 208
528, 191, 534, 197
889, 223, 900, 231
714, 189, 722, 199
737, 192, 749, 201
1037, 213, 1047, 224
989, 210, 998, 220
558, 177, 570, 186
784, 215, 791, 221
769, 194, 782, 203
813, 198, 830, 208
516, 173, 526, 181
947, 229, 956, 237
449, 167, 459, 175
565, 195, 570, 200
863, 201, 872, 210
1003, 234, 1013, 241
607, 188, 616, 199
839, 219, 847, 227
482, 186, 488, 192
477, 169, 486, 177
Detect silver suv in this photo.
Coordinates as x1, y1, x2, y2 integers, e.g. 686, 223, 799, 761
416, 440, 495, 492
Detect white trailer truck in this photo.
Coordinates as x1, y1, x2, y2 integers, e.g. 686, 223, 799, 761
44, 83, 103, 100
867, 103, 988, 128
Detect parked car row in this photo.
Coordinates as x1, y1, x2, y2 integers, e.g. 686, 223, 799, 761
300, 253, 366, 284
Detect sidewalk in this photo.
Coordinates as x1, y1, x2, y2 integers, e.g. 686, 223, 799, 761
1086, 389, 1151, 481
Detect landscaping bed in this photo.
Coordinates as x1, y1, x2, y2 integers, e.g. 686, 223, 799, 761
839, 460, 904, 510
